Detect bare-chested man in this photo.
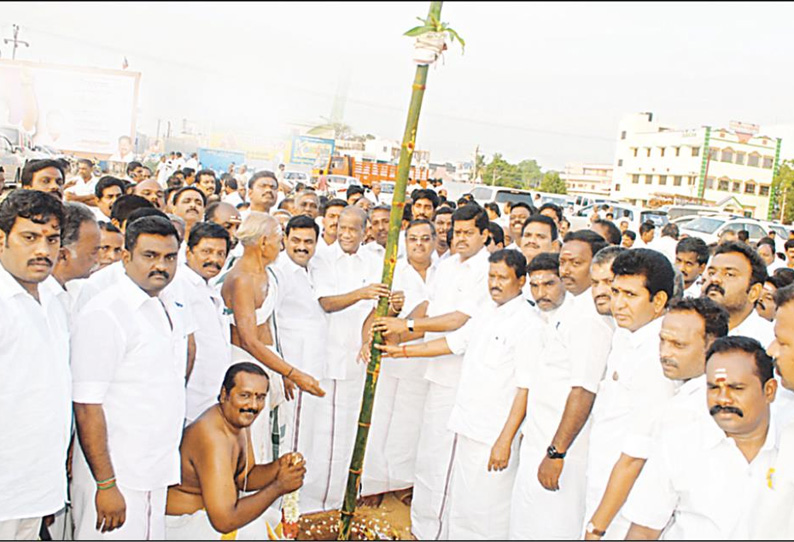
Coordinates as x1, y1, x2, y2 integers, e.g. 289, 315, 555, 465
165, 362, 306, 540
221, 212, 324, 463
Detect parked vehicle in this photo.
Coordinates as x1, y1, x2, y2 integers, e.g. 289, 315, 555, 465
327, 175, 362, 198
282, 170, 312, 190
679, 215, 769, 245
0, 134, 25, 188
469, 186, 537, 210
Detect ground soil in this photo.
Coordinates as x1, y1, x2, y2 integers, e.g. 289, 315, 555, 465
296, 493, 413, 540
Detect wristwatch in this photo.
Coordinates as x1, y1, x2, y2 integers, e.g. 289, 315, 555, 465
406, 319, 415, 332
586, 522, 606, 538
547, 444, 566, 459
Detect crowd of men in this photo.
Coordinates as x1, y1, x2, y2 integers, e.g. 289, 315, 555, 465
2, 155, 794, 541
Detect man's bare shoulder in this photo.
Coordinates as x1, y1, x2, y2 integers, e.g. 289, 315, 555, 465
182, 407, 237, 453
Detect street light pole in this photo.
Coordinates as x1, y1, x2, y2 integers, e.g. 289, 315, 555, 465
4, 24, 30, 60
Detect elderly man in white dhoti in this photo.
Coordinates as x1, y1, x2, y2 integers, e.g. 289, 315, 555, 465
165, 362, 306, 540
221, 212, 325, 465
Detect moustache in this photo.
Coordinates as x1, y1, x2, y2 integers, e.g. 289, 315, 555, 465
148, 270, 170, 280
536, 298, 553, 305
28, 258, 53, 268
595, 294, 610, 303
203, 262, 222, 270
295, 249, 308, 255
705, 283, 725, 296
710, 404, 744, 418
240, 408, 259, 415
660, 357, 678, 368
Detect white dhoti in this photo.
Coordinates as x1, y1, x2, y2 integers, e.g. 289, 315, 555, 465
0, 518, 41, 540
362, 373, 429, 496
165, 507, 275, 540
72, 464, 167, 541
509, 444, 587, 540
300, 374, 366, 514
446, 434, 517, 540
410, 381, 458, 541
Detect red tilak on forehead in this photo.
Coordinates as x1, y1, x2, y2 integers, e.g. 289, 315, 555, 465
715, 368, 728, 383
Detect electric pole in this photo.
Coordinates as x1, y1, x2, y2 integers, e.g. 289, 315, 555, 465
4, 24, 30, 60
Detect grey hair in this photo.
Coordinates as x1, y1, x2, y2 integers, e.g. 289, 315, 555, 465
62, 202, 97, 247
339, 206, 368, 232
166, 213, 186, 227
236, 211, 281, 246
296, 190, 319, 203
592, 245, 627, 267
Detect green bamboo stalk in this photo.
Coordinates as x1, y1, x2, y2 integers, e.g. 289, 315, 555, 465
337, 2, 443, 539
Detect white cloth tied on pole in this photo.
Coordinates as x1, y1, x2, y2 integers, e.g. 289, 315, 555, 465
413, 31, 446, 65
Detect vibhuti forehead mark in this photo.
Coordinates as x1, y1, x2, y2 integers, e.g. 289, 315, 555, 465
715, 368, 728, 384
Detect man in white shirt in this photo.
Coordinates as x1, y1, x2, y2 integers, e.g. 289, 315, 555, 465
647, 223, 679, 264
294, 191, 320, 220
71, 216, 188, 539
584, 248, 677, 539
65, 158, 99, 206
185, 153, 199, 171
172, 186, 207, 242
221, 177, 244, 207
756, 284, 794, 539
372, 203, 492, 539
505, 202, 532, 249
0, 191, 70, 540
509, 249, 612, 540
635, 221, 655, 248
411, 189, 439, 221
519, 214, 559, 300
93, 176, 126, 222
364, 205, 390, 259
703, 241, 774, 346
624, 336, 779, 540
205, 202, 243, 286
307, 206, 389, 513
675, 236, 709, 298
247, 172, 278, 216
46, 202, 100, 320
177, 222, 233, 422
196, 170, 218, 201
433, 207, 453, 260
585, 297, 730, 540
378, 248, 536, 539
270, 216, 328, 465
315, 198, 348, 262
757, 237, 785, 275
361, 218, 438, 500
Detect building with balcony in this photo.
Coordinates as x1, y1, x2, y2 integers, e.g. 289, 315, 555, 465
560, 163, 613, 198
610, 112, 782, 219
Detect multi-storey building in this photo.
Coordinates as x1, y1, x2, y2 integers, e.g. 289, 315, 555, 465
561, 163, 613, 198
611, 112, 782, 219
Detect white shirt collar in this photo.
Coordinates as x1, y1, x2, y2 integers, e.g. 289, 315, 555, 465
116, 270, 158, 312
0, 262, 41, 301
628, 315, 664, 349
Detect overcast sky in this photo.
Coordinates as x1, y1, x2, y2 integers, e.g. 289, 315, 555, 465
3, 2, 794, 169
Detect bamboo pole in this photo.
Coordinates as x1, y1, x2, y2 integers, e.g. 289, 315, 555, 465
337, 2, 443, 539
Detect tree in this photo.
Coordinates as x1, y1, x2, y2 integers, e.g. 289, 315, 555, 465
482, 153, 523, 188
539, 170, 567, 194
771, 159, 794, 224
517, 159, 543, 188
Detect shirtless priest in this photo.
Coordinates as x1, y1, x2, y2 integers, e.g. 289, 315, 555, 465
165, 362, 306, 540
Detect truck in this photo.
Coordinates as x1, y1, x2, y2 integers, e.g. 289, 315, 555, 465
314, 155, 428, 187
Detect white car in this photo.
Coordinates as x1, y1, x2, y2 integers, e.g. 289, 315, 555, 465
282, 170, 311, 189
326, 175, 362, 198
679, 215, 769, 245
